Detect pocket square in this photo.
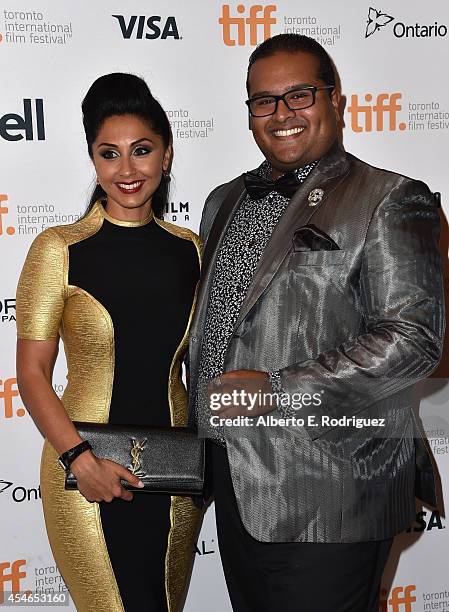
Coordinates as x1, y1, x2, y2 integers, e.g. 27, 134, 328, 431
293, 224, 340, 251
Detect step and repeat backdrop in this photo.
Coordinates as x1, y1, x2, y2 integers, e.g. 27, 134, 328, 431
1, 1, 449, 610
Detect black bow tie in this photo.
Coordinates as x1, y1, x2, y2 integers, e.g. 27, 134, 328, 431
244, 170, 300, 200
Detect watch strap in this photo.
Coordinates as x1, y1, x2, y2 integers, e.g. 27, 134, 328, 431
58, 440, 92, 471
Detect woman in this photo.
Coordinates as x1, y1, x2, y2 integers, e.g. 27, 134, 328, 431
16, 73, 201, 612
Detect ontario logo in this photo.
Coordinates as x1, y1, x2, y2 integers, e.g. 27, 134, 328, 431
0, 480, 41, 503
365, 7, 447, 39
365, 7, 394, 38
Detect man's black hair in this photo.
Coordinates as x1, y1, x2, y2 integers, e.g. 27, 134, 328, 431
246, 34, 336, 94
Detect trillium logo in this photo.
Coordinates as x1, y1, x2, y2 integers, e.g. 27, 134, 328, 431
365, 7, 394, 38
364, 7, 447, 39
0, 480, 13, 494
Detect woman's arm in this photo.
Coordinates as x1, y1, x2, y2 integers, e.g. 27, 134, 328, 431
17, 338, 82, 453
16, 339, 143, 503
16, 230, 143, 502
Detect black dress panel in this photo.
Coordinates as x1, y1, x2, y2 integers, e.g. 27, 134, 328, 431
68, 218, 199, 611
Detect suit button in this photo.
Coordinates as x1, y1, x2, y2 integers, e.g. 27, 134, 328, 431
191, 336, 198, 343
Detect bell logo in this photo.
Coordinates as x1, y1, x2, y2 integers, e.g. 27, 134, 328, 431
380, 585, 416, 611
112, 15, 180, 40
0, 99, 45, 141
347, 93, 406, 132
219, 4, 277, 46
0, 195, 15, 236
0, 378, 26, 419
0, 560, 27, 604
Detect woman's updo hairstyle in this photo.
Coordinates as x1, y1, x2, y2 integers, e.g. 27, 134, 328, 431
82, 73, 171, 219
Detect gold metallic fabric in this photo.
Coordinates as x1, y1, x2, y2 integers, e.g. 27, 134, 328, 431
17, 202, 202, 611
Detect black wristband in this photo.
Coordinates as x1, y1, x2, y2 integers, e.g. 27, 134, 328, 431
58, 440, 92, 471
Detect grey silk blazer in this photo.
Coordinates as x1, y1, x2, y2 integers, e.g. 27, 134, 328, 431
189, 143, 445, 543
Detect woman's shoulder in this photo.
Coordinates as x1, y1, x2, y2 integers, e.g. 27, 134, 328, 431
31, 205, 103, 250
154, 217, 202, 248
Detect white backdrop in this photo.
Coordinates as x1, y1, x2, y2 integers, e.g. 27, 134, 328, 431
1, 1, 449, 610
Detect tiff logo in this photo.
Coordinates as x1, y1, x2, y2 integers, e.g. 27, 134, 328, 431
347, 93, 406, 132
379, 585, 416, 612
0, 194, 15, 236
0, 560, 27, 604
0, 378, 25, 418
219, 4, 276, 46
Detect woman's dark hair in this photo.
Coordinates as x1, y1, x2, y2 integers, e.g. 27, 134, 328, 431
82, 73, 171, 219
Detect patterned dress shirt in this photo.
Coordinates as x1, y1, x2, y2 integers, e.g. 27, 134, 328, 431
196, 160, 317, 444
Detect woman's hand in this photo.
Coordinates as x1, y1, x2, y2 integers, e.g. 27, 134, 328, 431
16, 339, 144, 503
70, 451, 144, 502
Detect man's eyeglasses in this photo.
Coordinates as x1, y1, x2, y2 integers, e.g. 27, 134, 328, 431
245, 85, 334, 118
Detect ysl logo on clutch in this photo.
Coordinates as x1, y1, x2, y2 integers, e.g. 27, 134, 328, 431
128, 437, 148, 478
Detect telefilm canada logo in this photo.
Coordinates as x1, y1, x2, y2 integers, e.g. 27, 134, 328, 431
365, 7, 447, 39
112, 14, 180, 40
164, 201, 190, 223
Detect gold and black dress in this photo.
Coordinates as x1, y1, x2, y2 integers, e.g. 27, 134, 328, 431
16, 201, 202, 611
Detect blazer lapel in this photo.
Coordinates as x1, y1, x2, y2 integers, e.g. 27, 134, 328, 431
234, 144, 350, 330
201, 175, 246, 278
191, 175, 246, 339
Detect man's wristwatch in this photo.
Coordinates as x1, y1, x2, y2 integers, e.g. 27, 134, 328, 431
58, 440, 92, 471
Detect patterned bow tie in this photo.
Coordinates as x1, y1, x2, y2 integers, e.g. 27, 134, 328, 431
244, 170, 300, 200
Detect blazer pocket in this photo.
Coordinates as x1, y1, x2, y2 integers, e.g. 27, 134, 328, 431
290, 250, 346, 266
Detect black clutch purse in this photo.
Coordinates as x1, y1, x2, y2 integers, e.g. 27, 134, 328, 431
65, 422, 204, 496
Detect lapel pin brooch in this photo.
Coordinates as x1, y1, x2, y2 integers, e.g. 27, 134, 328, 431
308, 188, 324, 206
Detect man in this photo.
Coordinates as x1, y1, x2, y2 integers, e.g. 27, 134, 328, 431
189, 35, 444, 611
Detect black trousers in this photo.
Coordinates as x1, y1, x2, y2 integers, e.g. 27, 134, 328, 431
211, 443, 393, 612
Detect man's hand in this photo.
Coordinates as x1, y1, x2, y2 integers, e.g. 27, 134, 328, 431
207, 370, 276, 418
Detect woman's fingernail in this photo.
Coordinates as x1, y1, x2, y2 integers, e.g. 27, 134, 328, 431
138, 481, 144, 488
